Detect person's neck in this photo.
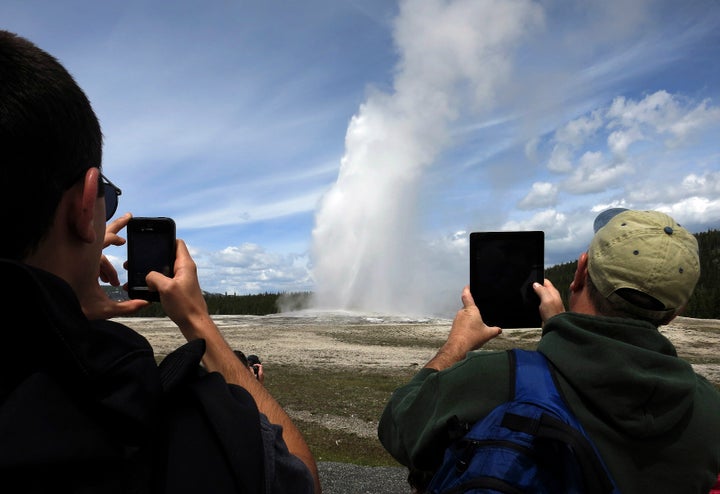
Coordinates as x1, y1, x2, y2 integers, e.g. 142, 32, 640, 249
24, 233, 87, 294
567, 288, 598, 316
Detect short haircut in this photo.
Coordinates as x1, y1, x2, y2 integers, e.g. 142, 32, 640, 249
586, 273, 668, 326
0, 30, 103, 259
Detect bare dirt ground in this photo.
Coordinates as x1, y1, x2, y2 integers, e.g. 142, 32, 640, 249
120, 314, 720, 385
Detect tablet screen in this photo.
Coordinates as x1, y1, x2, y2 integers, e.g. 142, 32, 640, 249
469, 231, 544, 328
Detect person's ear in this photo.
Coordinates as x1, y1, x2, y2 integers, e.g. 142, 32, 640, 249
569, 252, 589, 293
70, 167, 101, 243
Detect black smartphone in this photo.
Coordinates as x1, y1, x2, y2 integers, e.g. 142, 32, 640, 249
127, 217, 176, 301
469, 231, 544, 328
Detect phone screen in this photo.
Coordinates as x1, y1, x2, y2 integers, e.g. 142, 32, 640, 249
469, 231, 544, 328
127, 217, 176, 301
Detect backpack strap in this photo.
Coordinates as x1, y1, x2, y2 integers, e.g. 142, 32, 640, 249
509, 349, 618, 494
158, 339, 265, 494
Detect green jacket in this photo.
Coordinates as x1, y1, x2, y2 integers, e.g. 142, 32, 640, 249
378, 312, 720, 493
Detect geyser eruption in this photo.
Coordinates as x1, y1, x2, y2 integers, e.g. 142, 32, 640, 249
310, 0, 543, 316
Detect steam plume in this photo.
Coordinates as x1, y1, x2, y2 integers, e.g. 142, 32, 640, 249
311, 0, 543, 316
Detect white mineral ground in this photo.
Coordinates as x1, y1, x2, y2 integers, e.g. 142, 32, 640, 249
121, 315, 720, 439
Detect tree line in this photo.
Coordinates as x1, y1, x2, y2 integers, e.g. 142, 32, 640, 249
114, 291, 314, 318
112, 229, 719, 319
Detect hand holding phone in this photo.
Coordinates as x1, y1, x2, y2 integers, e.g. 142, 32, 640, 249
127, 217, 176, 301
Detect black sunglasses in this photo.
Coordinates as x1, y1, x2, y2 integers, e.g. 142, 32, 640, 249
101, 173, 122, 221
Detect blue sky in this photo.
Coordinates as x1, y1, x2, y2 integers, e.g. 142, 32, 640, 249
4, 0, 720, 317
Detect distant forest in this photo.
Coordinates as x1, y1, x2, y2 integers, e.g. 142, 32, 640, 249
111, 229, 720, 319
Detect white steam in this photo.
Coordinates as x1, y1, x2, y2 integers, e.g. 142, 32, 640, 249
310, 0, 544, 316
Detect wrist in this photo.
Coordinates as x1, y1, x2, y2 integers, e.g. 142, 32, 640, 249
177, 312, 218, 340
425, 343, 467, 371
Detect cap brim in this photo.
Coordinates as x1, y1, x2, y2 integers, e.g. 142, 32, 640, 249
593, 207, 629, 233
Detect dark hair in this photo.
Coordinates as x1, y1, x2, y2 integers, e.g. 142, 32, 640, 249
586, 274, 665, 326
233, 350, 250, 367
0, 30, 103, 259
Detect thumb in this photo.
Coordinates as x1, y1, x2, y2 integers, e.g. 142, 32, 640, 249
460, 285, 476, 308
533, 280, 549, 299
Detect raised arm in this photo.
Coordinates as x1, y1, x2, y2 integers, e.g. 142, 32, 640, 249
425, 285, 502, 371
147, 239, 321, 493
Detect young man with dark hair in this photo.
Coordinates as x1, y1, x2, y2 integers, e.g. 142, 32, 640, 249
0, 30, 320, 493
379, 208, 720, 493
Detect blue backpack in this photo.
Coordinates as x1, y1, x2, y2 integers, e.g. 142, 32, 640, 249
426, 349, 619, 494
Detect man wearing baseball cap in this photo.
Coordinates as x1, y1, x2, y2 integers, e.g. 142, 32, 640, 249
566, 207, 699, 325
379, 208, 720, 493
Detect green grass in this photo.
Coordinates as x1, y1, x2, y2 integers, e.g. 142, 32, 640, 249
260, 331, 543, 466
262, 327, 720, 465
324, 328, 445, 349
298, 422, 397, 466
263, 364, 417, 466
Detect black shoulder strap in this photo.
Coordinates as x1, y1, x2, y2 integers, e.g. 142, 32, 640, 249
158, 340, 265, 494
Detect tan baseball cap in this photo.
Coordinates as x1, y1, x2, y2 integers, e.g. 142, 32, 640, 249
588, 208, 700, 321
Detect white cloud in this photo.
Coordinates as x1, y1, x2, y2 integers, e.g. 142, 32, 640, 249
500, 209, 591, 266
605, 90, 720, 149
606, 91, 675, 127
561, 152, 634, 194
206, 244, 313, 295
524, 137, 540, 162
554, 110, 604, 148
544, 90, 720, 177
665, 98, 720, 146
626, 170, 720, 204
502, 209, 567, 236
607, 126, 644, 156
657, 196, 720, 227
547, 145, 574, 173
519, 182, 558, 209
681, 171, 720, 195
